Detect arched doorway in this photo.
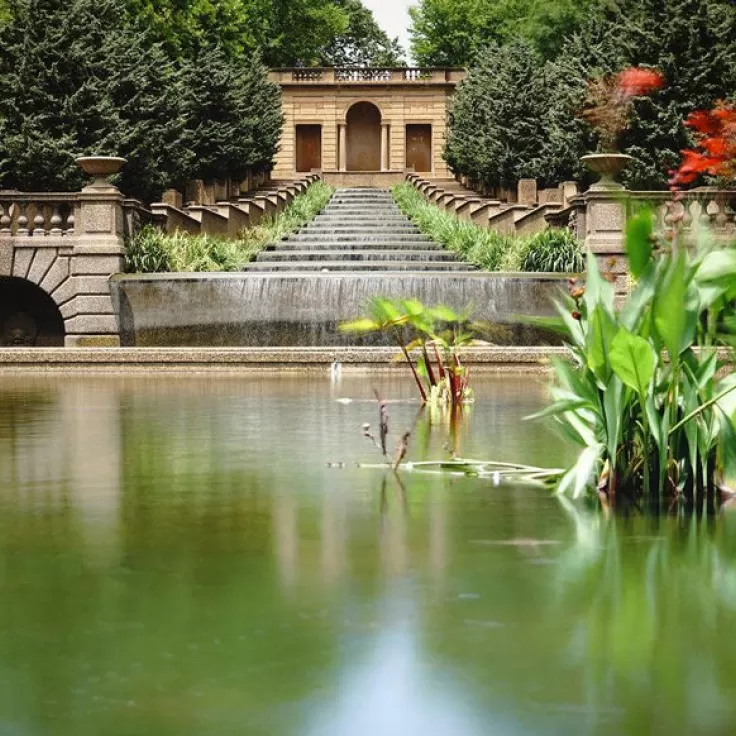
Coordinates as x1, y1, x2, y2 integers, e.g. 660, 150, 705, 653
346, 102, 381, 171
0, 276, 65, 346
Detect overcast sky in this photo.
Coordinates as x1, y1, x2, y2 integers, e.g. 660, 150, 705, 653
362, 0, 415, 56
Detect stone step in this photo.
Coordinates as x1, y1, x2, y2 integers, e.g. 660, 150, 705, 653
286, 233, 432, 243
324, 204, 401, 210
242, 261, 478, 272
314, 214, 410, 221
256, 250, 459, 262
325, 199, 398, 210
265, 241, 445, 251
300, 226, 421, 235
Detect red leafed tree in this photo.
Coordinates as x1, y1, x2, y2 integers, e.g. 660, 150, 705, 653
671, 102, 736, 186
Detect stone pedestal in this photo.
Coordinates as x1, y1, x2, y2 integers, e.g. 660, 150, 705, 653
65, 187, 125, 346
583, 189, 630, 296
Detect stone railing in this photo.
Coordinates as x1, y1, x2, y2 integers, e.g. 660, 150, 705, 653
269, 67, 465, 85
292, 68, 324, 82
335, 67, 392, 82
0, 193, 79, 237
630, 189, 736, 242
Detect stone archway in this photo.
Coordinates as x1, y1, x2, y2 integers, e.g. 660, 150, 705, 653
346, 102, 382, 171
0, 276, 65, 346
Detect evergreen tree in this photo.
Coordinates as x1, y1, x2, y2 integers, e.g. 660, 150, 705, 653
177, 47, 281, 184
0, 0, 282, 201
444, 0, 736, 190
445, 39, 551, 190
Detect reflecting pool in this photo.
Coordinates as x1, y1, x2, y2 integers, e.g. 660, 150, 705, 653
1, 373, 736, 735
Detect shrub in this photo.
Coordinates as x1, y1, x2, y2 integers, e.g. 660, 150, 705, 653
125, 181, 334, 273
392, 183, 582, 273
521, 229, 585, 273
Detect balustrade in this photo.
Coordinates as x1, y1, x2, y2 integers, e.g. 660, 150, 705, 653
0, 194, 78, 238
335, 67, 392, 82
630, 190, 736, 242
291, 68, 323, 82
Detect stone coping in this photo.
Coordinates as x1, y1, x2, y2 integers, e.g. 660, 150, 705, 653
111, 271, 572, 282
0, 346, 566, 372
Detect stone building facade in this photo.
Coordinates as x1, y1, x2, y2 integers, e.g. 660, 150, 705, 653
268, 68, 465, 185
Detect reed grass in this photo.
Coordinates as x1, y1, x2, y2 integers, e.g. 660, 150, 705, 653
392, 183, 582, 273
125, 181, 334, 273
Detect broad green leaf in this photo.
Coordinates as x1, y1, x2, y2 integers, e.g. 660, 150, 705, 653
557, 443, 603, 498
653, 249, 687, 360
583, 249, 615, 316
695, 250, 736, 286
587, 304, 617, 384
620, 260, 655, 332
401, 298, 425, 317
719, 413, 736, 481
429, 305, 460, 323
339, 318, 379, 333
609, 327, 656, 394
625, 207, 654, 278
603, 374, 624, 470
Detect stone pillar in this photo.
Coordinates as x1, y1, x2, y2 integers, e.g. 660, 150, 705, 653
583, 189, 631, 296
517, 179, 538, 206
380, 123, 390, 172
64, 160, 126, 346
338, 124, 347, 172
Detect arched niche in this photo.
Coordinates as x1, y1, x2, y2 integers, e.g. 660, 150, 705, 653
0, 276, 65, 346
346, 101, 382, 171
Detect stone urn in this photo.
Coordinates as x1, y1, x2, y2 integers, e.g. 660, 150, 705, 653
581, 153, 633, 191
75, 156, 127, 192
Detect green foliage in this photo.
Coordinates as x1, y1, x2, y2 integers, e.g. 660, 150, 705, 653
445, 39, 553, 189
443, 0, 736, 191
392, 183, 582, 273
125, 181, 333, 272
409, 0, 599, 66
341, 297, 481, 407
127, 0, 402, 66
0, 0, 282, 202
177, 47, 282, 185
532, 212, 736, 502
520, 229, 585, 273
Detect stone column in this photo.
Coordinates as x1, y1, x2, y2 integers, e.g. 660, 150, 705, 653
338, 124, 347, 172
64, 159, 127, 346
582, 188, 631, 296
380, 123, 390, 172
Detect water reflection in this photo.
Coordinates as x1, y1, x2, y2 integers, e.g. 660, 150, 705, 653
555, 500, 736, 733
0, 374, 735, 733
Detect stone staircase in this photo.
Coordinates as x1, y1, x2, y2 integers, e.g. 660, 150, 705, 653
248, 188, 475, 272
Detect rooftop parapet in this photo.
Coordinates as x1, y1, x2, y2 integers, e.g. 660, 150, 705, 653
268, 67, 466, 86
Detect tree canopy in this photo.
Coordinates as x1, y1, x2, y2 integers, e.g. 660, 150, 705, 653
409, 0, 598, 66
444, 0, 736, 191
0, 0, 402, 200
127, 0, 404, 66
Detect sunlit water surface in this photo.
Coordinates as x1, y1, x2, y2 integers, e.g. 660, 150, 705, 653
1, 373, 736, 735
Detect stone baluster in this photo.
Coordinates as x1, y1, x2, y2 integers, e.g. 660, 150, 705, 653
16, 202, 29, 236
32, 205, 46, 236
49, 204, 64, 235
0, 204, 10, 235
66, 208, 76, 235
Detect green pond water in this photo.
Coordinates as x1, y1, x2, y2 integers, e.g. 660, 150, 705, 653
1, 373, 736, 735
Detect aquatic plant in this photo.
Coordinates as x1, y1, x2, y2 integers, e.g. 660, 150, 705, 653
391, 183, 582, 273
125, 181, 334, 273
531, 209, 736, 506
341, 297, 484, 408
